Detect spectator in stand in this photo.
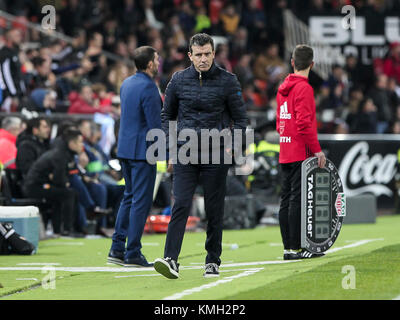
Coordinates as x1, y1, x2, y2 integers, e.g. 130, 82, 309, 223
27, 56, 56, 91
85, 32, 107, 83
68, 85, 112, 114
59, 0, 85, 36
214, 43, 233, 73
0, 116, 23, 169
179, 1, 196, 35
106, 62, 132, 94
143, 0, 164, 31
240, 0, 267, 50
16, 117, 51, 179
29, 89, 57, 114
208, 0, 224, 31
350, 98, 378, 134
253, 43, 287, 83
388, 77, 400, 112
220, 3, 240, 36
326, 64, 348, 107
345, 54, 365, 91
233, 54, 254, 88
343, 86, 364, 129
383, 42, 400, 85
390, 120, 400, 134
194, 5, 211, 33
368, 74, 393, 133
92, 83, 113, 109
230, 27, 248, 63
0, 29, 26, 111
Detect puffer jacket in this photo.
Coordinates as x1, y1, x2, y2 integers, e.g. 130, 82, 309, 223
161, 63, 247, 155
16, 132, 49, 178
23, 139, 76, 189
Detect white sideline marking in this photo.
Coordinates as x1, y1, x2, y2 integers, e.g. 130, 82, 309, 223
16, 278, 38, 281
326, 239, 384, 254
393, 294, 400, 300
163, 268, 264, 300
0, 260, 299, 273
16, 263, 61, 266
115, 274, 162, 278
142, 242, 160, 246
41, 242, 85, 246
269, 243, 283, 247
181, 260, 300, 270
0, 238, 383, 274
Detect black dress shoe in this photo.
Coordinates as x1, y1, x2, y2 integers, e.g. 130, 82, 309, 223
87, 207, 112, 220
124, 254, 153, 267
107, 250, 125, 266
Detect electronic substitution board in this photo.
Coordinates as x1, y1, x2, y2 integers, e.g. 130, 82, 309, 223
301, 157, 346, 253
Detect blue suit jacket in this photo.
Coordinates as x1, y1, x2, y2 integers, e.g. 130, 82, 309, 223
117, 72, 162, 160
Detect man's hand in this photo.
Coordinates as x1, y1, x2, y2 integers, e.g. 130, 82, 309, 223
315, 151, 326, 168
167, 159, 173, 173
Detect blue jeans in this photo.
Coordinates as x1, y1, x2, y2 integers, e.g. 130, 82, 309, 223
110, 159, 156, 259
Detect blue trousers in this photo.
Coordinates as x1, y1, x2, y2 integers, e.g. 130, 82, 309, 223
110, 159, 156, 259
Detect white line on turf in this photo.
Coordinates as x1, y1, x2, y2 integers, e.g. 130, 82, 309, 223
0, 239, 384, 274
114, 274, 162, 278
0, 260, 299, 273
162, 268, 264, 300
393, 294, 400, 300
16, 263, 61, 266
40, 242, 85, 246
326, 238, 384, 254
16, 278, 38, 281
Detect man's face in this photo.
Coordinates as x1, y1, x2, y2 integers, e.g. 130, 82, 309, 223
149, 52, 160, 77
188, 43, 215, 73
69, 135, 84, 154
35, 120, 51, 140
79, 121, 92, 140
81, 86, 93, 104
7, 29, 22, 48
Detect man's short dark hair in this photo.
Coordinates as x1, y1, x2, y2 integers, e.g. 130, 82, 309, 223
26, 117, 50, 134
133, 46, 157, 71
31, 56, 46, 68
189, 33, 214, 53
292, 45, 313, 71
62, 128, 82, 144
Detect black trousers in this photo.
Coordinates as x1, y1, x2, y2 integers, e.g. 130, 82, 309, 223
278, 161, 302, 250
23, 184, 76, 234
164, 163, 229, 265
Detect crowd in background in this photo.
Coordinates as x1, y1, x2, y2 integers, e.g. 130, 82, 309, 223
0, 0, 399, 133
0, 0, 400, 234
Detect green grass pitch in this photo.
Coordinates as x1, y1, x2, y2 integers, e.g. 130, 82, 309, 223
0, 215, 399, 300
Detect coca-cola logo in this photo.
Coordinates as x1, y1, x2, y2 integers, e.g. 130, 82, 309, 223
338, 141, 397, 197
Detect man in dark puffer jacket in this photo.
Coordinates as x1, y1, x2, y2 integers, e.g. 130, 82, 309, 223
23, 129, 83, 236
154, 33, 248, 279
16, 117, 51, 179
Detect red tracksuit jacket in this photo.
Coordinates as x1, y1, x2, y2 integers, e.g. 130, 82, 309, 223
276, 74, 321, 164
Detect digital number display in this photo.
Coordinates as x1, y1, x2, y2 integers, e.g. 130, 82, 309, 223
301, 157, 345, 253
316, 172, 330, 188
316, 190, 330, 205
315, 223, 330, 239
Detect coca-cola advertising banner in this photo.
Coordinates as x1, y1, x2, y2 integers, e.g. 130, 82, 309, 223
319, 134, 400, 209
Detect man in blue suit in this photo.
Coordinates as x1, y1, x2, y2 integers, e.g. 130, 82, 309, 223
107, 46, 161, 267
